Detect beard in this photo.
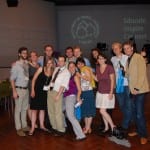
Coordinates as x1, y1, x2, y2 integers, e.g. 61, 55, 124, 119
20, 55, 28, 60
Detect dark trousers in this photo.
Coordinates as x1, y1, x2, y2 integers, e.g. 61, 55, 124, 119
132, 93, 147, 137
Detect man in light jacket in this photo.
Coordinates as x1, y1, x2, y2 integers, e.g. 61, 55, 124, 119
123, 41, 149, 145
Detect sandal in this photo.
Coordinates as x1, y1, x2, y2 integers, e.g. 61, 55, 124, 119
28, 131, 34, 136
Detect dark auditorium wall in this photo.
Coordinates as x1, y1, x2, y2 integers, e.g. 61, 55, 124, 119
56, 5, 150, 57
0, 0, 56, 68
1, 2, 150, 79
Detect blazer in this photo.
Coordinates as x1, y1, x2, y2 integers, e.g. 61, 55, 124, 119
126, 53, 149, 94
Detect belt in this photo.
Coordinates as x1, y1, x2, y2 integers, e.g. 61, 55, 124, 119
15, 86, 28, 89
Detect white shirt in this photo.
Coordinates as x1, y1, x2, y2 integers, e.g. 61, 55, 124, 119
51, 66, 71, 92
111, 54, 128, 86
81, 72, 92, 91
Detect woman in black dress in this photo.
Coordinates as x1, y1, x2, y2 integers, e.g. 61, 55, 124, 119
28, 51, 39, 125
29, 58, 54, 135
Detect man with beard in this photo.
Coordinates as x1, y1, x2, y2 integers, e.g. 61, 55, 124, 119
10, 47, 30, 136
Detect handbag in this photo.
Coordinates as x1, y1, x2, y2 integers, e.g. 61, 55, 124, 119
74, 106, 81, 121
116, 69, 124, 93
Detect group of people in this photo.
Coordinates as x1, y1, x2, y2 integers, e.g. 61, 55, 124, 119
10, 42, 149, 144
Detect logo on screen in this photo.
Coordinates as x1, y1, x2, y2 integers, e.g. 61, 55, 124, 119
71, 16, 99, 44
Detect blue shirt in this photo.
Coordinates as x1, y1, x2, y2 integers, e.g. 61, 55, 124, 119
10, 60, 29, 87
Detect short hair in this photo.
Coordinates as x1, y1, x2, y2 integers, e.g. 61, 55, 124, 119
122, 41, 137, 53
112, 42, 122, 49
122, 41, 134, 48
73, 46, 81, 51
18, 47, 28, 54
97, 53, 112, 65
76, 57, 85, 65
65, 46, 73, 52
44, 44, 54, 51
58, 55, 66, 62
29, 51, 38, 57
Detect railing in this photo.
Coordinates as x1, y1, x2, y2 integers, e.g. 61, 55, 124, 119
0, 79, 14, 116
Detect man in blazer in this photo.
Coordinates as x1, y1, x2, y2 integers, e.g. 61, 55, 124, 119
123, 41, 149, 145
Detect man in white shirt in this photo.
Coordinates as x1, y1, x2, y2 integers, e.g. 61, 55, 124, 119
47, 56, 70, 135
111, 42, 132, 131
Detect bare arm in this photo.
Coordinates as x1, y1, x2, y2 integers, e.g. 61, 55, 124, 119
92, 72, 98, 82
109, 73, 115, 100
74, 75, 82, 102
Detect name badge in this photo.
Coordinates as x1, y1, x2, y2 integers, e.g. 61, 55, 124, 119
43, 85, 49, 91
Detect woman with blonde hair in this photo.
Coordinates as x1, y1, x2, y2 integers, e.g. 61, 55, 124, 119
76, 57, 96, 134
29, 57, 54, 135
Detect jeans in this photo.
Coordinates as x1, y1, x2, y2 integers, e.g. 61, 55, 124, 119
116, 86, 133, 129
132, 93, 147, 138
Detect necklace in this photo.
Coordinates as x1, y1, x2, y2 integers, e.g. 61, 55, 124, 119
30, 62, 39, 68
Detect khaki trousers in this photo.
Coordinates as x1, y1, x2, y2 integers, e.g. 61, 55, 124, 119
14, 88, 29, 130
47, 90, 65, 132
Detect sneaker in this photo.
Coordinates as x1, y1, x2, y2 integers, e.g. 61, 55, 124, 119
22, 126, 30, 132
128, 132, 137, 137
140, 137, 148, 145
75, 137, 86, 141
17, 129, 26, 137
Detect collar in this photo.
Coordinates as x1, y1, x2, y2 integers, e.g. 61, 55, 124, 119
17, 59, 28, 64
59, 66, 66, 71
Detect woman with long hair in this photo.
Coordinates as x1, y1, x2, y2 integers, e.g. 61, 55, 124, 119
29, 58, 54, 135
28, 51, 39, 125
63, 62, 86, 140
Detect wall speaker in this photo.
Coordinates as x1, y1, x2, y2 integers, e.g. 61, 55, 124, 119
7, 0, 18, 7
97, 42, 107, 51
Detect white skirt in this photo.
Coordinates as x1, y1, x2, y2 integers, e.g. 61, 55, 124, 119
96, 92, 115, 109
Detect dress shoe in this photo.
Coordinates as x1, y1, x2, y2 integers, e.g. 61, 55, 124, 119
99, 124, 105, 131
128, 132, 137, 137
99, 129, 110, 136
101, 129, 110, 134
22, 126, 30, 132
140, 137, 148, 145
53, 130, 65, 137
39, 128, 49, 133
17, 129, 26, 137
